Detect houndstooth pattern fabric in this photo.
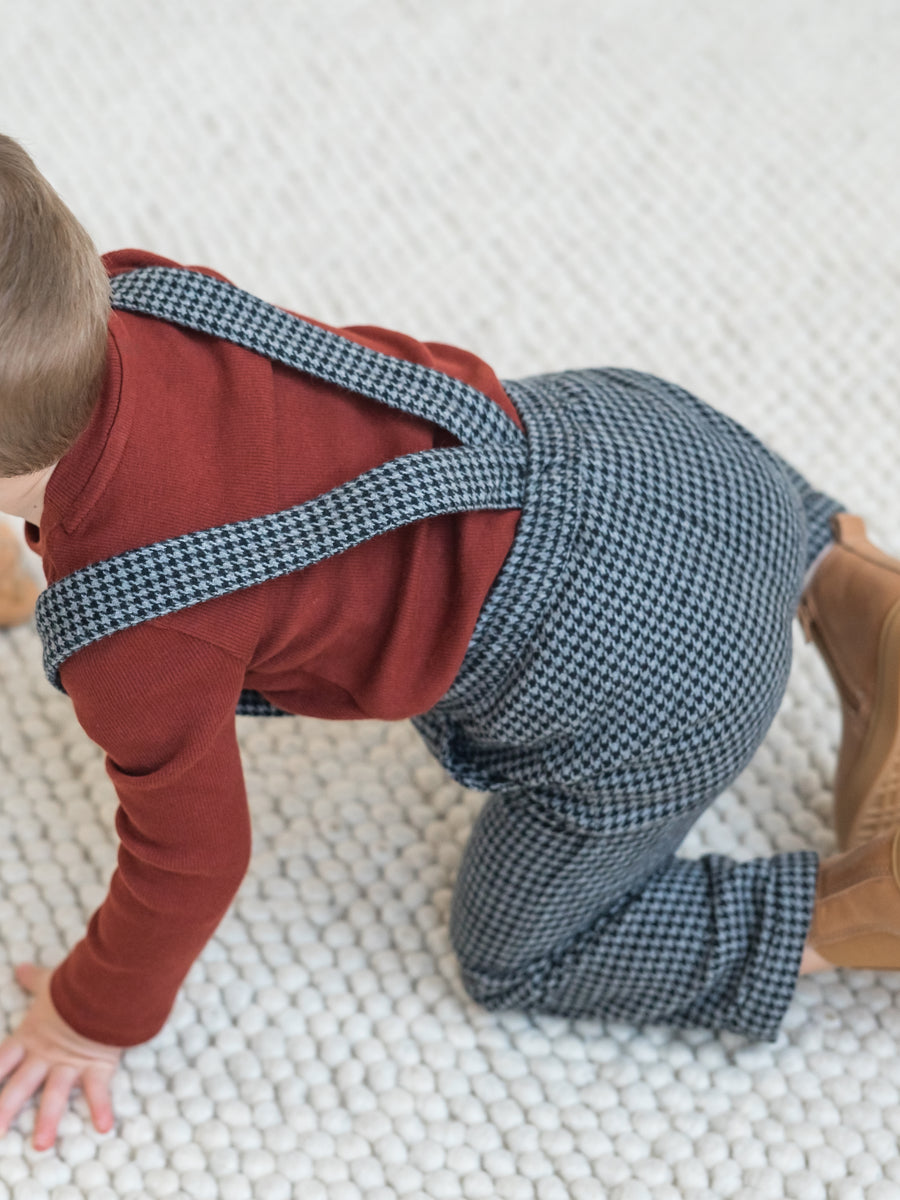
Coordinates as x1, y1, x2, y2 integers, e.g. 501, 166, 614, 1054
414, 368, 842, 823
34, 268, 845, 1042
413, 368, 844, 1041
108, 267, 524, 449
36, 444, 526, 696
449, 793, 817, 1042
35, 268, 526, 713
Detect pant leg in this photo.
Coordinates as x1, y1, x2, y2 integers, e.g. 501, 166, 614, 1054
443, 440, 840, 1043
432, 370, 834, 1042
451, 788, 819, 1043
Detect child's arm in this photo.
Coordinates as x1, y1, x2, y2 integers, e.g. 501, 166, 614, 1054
0, 622, 253, 1148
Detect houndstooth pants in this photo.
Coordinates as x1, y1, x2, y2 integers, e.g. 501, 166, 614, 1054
414, 368, 844, 1043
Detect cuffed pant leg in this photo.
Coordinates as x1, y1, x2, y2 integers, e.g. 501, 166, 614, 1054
451, 789, 819, 1042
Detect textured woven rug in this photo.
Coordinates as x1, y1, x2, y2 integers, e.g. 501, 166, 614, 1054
2, 1, 900, 1197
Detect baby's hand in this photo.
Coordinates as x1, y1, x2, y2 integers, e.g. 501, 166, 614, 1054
0, 964, 122, 1150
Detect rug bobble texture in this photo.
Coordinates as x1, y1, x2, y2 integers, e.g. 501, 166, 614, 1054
1, 0, 900, 1195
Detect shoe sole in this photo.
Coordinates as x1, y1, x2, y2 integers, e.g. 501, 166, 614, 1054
842, 599, 900, 850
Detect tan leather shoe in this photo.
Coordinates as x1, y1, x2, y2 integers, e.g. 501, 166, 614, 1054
0, 523, 40, 628
798, 513, 900, 851
808, 826, 900, 969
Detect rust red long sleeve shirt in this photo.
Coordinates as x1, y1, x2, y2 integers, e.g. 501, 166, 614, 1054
25, 249, 522, 1045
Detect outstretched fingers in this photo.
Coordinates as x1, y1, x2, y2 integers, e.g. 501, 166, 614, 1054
0, 1038, 25, 1084
33, 1064, 79, 1150
0, 1054, 49, 1138
81, 1065, 116, 1136
0, 1059, 113, 1149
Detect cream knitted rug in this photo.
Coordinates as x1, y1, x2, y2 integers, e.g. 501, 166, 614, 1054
2, 1, 900, 1197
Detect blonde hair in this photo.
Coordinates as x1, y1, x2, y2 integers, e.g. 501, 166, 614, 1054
0, 134, 110, 477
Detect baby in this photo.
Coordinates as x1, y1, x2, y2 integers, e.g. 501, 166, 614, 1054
2, 131, 900, 1152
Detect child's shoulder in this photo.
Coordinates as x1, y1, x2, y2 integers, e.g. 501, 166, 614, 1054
102, 247, 231, 286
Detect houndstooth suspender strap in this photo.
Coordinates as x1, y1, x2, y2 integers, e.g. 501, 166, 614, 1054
34, 267, 527, 710
109, 267, 523, 448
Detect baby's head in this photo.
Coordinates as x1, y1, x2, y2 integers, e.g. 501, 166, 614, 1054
0, 133, 110, 480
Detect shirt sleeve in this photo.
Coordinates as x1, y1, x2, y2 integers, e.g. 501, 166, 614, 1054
49, 622, 253, 1046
